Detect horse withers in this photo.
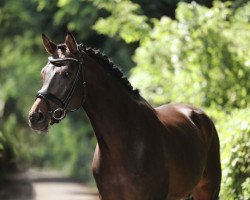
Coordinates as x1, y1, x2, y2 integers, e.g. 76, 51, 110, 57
29, 32, 221, 200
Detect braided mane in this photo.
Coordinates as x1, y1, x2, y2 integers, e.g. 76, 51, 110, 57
79, 44, 140, 96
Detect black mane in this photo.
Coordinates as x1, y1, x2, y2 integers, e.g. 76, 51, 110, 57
79, 44, 140, 96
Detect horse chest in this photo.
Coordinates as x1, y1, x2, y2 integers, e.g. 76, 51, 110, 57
92, 143, 169, 200
92, 142, 151, 182
93, 165, 168, 200
93, 157, 140, 199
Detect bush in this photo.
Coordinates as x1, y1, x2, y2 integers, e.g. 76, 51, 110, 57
130, 1, 250, 108
209, 109, 250, 200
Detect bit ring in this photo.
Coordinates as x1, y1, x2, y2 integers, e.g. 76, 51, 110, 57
52, 108, 66, 120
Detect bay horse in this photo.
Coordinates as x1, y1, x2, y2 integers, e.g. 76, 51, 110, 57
28, 32, 221, 200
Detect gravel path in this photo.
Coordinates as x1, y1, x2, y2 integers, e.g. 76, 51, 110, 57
0, 169, 99, 200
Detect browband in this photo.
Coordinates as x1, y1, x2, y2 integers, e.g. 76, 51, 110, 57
48, 56, 78, 65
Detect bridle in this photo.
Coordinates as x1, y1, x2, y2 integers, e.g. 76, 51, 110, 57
36, 46, 85, 125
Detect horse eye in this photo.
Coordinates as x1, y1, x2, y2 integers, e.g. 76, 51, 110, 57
52, 62, 63, 67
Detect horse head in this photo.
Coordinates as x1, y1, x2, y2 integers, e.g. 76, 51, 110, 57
28, 32, 85, 132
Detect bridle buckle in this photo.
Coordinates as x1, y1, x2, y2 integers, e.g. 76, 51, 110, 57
52, 108, 66, 121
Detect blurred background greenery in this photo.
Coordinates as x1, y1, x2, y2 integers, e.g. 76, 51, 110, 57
0, 0, 249, 199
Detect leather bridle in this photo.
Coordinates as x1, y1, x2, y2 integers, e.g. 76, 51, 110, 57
36, 47, 85, 125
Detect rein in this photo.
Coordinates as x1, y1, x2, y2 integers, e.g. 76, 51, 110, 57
36, 47, 85, 124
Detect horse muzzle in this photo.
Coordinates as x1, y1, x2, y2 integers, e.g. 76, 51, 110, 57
28, 98, 50, 132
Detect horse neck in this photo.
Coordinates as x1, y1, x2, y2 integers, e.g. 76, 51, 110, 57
82, 52, 154, 150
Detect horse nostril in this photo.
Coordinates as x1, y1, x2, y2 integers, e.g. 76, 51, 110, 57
37, 111, 45, 123
29, 113, 36, 123
29, 111, 45, 124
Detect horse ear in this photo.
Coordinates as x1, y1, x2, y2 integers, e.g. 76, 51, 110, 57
42, 33, 57, 55
65, 31, 78, 54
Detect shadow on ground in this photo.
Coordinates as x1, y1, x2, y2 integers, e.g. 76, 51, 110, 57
0, 170, 98, 200
0, 172, 34, 200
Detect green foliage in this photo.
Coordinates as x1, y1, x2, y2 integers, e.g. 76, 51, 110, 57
92, 0, 150, 43
0, 132, 4, 157
30, 113, 96, 182
0, 114, 34, 172
0, 0, 99, 182
208, 108, 250, 200
133, 1, 249, 108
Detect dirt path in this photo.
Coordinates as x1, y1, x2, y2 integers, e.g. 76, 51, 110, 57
0, 169, 99, 200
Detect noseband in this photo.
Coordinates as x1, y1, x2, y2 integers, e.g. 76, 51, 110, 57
36, 48, 85, 124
